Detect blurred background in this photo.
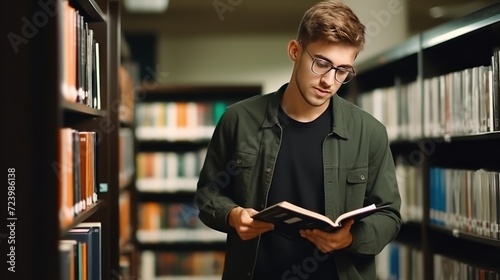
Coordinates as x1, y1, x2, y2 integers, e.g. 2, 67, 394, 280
119, 0, 496, 92
117, 1, 499, 279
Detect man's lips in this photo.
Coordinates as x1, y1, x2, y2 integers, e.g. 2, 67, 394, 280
314, 87, 332, 96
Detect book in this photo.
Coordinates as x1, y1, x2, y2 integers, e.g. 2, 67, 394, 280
56, 128, 76, 229
252, 201, 391, 239
79, 131, 98, 210
75, 222, 102, 280
59, 240, 77, 280
64, 222, 102, 280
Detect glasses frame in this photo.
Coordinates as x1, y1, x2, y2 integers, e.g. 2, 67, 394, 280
301, 47, 356, 84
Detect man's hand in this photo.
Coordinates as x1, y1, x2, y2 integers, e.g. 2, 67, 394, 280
228, 206, 275, 240
299, 219, 354, 253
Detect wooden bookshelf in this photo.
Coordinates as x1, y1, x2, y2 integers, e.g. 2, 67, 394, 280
347, 2, 500, 279
133, 84, 261, 279
2, 0, 121, 279
117, 43, 140, 280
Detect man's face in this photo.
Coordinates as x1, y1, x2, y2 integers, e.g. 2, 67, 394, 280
293, 40, 358, 108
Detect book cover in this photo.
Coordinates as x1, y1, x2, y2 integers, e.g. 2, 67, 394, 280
57, 128, 75, 229
79, 131, 98, 209
252, 201, 391, 239
75, 222, 102, 280
64, 224, 101, 280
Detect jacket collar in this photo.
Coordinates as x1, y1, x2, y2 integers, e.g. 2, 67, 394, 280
262, 83, 350, 139
331, 94, 349, 139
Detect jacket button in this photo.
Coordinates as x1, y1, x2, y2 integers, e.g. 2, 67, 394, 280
266, 168, 272, 173
237, 159, 242, 164
360, 175, 365, 180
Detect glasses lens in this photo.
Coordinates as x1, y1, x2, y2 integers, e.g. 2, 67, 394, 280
312, 60, 331, 75
336, 69, 354, 84
311, 59, 355, 84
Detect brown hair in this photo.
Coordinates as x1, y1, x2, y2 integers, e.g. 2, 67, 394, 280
297, 0, 365, 52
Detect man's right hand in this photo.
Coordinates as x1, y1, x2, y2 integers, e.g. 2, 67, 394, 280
228, 206, 275, 240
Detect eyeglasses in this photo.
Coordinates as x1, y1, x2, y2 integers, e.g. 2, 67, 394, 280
302, 48, 356, 84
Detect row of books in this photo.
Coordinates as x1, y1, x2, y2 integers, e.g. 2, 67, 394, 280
57, 128, 98, 229
61, 0, 101, 109
136, 202, 225, 243
59, 222, 102, 280
375, 241, 500, 280
375, 242, 423, 280
139, 202, 201, 229
429, 167, 500, 239
135, 101, 227, 141
136, 149, 206, 192
358, 50, 500, 141
395, 156, 425, 223
140, 250, 224, 280
119, 191, 131, 247
434, 254, 500, 280
118, 61, 139, 124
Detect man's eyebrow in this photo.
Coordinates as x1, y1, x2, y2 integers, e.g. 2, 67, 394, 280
337, 64, 354, 70
313, 53, 354, 69
313, 54, 354, 70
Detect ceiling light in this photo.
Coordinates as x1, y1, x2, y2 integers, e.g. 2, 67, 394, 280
429, 6, 445, 19
124, 0, 169, 13
429, 2, 492, 19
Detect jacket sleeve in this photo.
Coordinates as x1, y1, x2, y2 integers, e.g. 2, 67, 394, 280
195, 111, 239, 233
346, 122, 402, 256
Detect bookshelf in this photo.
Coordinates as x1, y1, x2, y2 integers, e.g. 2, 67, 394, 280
118, 39, 140, 280
3, 0, 121, 279
348, 3, 500, 279
133, 84, 261, 279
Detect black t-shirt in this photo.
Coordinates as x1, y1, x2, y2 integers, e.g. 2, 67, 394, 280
253, 103, 339, 280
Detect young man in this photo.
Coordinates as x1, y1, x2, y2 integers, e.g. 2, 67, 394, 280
195, 1, 402, 279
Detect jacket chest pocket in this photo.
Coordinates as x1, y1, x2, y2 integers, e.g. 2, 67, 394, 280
233, 152, 258, 200
346, 168, 368, 205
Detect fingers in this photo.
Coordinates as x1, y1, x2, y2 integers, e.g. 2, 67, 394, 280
236, 223, 274, 240
300, 226, 354, 253
231, 207, 275, 240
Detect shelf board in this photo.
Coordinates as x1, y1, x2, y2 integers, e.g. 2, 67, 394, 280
421, 2, 500, 49
423, 131, 500, 145
390, 131, 500, 147
136, 126, 214, 142
136, 228, 226, 243
60, 200, 105, 236
430, 224, 500, 248
70, 0, 106, 22
136, 178, 197, 195
62, 99, 107, 117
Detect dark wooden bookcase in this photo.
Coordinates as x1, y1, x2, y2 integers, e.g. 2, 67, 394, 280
346, 3, 500, 279
132, 84, 261, 278
117, 57, 140, 280
2, 0, 122, 279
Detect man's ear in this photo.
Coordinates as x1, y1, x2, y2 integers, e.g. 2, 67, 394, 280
288, 40, 300, 61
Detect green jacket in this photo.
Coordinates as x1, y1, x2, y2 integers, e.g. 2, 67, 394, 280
195, 84, 402, 280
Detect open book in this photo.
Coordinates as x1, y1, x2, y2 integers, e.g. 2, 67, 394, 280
252, 201, 391, 239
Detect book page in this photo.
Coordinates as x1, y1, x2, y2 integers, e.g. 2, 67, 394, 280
334, 204, 383, 225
